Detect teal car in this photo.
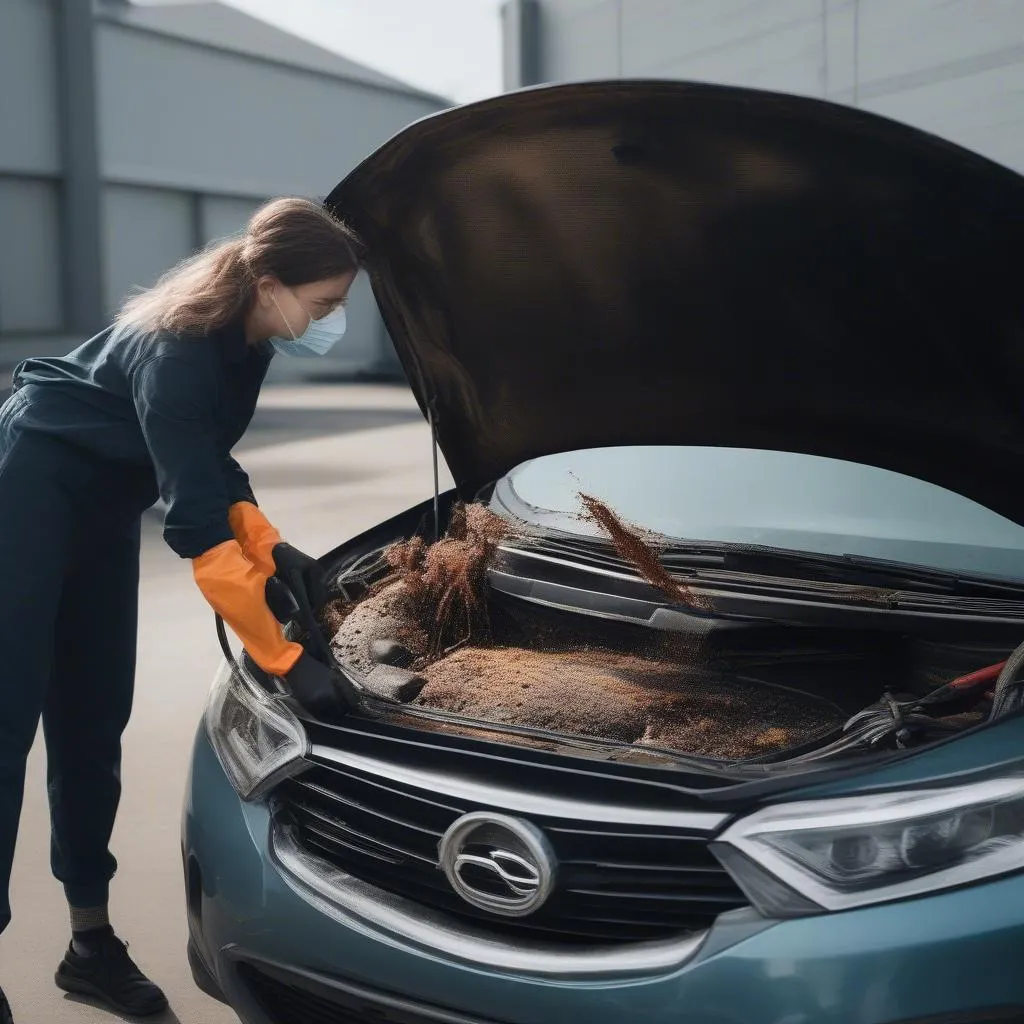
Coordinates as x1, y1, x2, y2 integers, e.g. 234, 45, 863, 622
183, 81, 1024, 1024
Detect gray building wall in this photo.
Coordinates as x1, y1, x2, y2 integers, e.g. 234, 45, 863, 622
508, 0, 1024, 176
0, 0, 64, 336
0, 0, 448, 379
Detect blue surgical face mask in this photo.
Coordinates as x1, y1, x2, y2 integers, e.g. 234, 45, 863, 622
269, 289, 347, 358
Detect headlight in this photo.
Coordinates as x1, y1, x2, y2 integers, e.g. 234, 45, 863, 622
204, 659, 309, 801
712, 776, 1024, 915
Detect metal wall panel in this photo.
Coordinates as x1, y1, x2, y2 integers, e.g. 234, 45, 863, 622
823, 0, 857, 100
620, 0, 822, 79
856, 0, 1024, 87
503, 0, 542, 88
539, 0, 825, 94
102, 185, 194, 317
541, 0, 609, 12
534, 0, 1024, 173
96, 24, 442, 199
862, 60, 1024, 174
627, 13, 825, 96
0, 0, 61, 175
0, 177, 63, 333
199, 194, 264, 245
541, 0, 621, 81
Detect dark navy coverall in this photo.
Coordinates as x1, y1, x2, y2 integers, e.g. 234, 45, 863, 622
0, 322, 271, 933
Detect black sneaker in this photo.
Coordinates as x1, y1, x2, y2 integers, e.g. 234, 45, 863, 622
55, 929, 168, 1017
0, 983, 12, 1024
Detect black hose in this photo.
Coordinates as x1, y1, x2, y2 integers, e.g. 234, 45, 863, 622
289, 580, 334, 666
215, 613, 243, 676
215, 604, 331, 672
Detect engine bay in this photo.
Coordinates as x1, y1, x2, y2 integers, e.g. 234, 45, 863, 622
319, 500, 1024, 766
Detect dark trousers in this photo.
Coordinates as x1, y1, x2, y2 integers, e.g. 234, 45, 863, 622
0, 391, 153, 934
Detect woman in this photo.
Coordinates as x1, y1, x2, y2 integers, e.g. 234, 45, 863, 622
0, 197, 362, 1021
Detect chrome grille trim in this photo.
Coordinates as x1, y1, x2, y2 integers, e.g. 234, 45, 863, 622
307, 745, 730, 833
270, 820, 709, 980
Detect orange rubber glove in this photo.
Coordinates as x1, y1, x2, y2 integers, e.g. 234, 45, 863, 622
228, 501, 282, 579
193, 539, 303, 676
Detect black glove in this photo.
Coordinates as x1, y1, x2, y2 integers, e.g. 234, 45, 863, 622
265, 575, 300, 624
284, 651, 357, 719
272, 543, 328, 614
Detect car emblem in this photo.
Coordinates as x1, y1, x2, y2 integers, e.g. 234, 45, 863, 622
438, 812, 556, 917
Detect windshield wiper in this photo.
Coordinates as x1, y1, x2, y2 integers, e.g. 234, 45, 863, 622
662, 544, 1024, 598
509, 523, 1024, 599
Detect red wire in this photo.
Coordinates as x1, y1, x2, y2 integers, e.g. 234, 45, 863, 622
947, 661, 1006, 690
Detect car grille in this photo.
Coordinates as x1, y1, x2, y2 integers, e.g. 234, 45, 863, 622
237, 961, 497, 1024
274, 747, 747, 944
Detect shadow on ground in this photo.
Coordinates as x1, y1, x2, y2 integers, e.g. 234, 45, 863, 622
61, 992, 186, 1023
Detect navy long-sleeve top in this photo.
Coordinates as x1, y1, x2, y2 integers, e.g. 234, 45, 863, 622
10, 322, 273, 558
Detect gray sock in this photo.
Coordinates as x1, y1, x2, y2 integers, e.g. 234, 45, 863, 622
69, 905, 110, 955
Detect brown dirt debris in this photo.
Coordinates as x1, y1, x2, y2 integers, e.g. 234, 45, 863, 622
330, 581, 429, 676
577, 494, 710, 610
325, 501, 834, 760
415, 646, 834, 760
362, 503, 511, 657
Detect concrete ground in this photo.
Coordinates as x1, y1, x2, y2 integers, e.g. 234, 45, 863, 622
0, 384, 454, 1024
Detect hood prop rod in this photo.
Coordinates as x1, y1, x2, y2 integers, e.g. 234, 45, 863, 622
428, 398, 440, 541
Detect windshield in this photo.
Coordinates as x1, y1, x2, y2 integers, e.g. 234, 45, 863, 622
491, 447, 1024, 582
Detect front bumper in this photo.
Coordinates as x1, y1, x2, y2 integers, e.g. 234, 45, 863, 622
184, 727, 1024, 1024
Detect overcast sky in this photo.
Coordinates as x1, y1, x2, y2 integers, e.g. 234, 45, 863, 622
135, 0, 505, 103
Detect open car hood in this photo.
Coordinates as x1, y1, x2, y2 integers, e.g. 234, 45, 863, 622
326, 81, 1024, 522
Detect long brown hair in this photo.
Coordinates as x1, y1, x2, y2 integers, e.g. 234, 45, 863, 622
116, 197, 363, 336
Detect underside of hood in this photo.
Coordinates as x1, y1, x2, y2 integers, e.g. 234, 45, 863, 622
326, 81, 1024, 522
